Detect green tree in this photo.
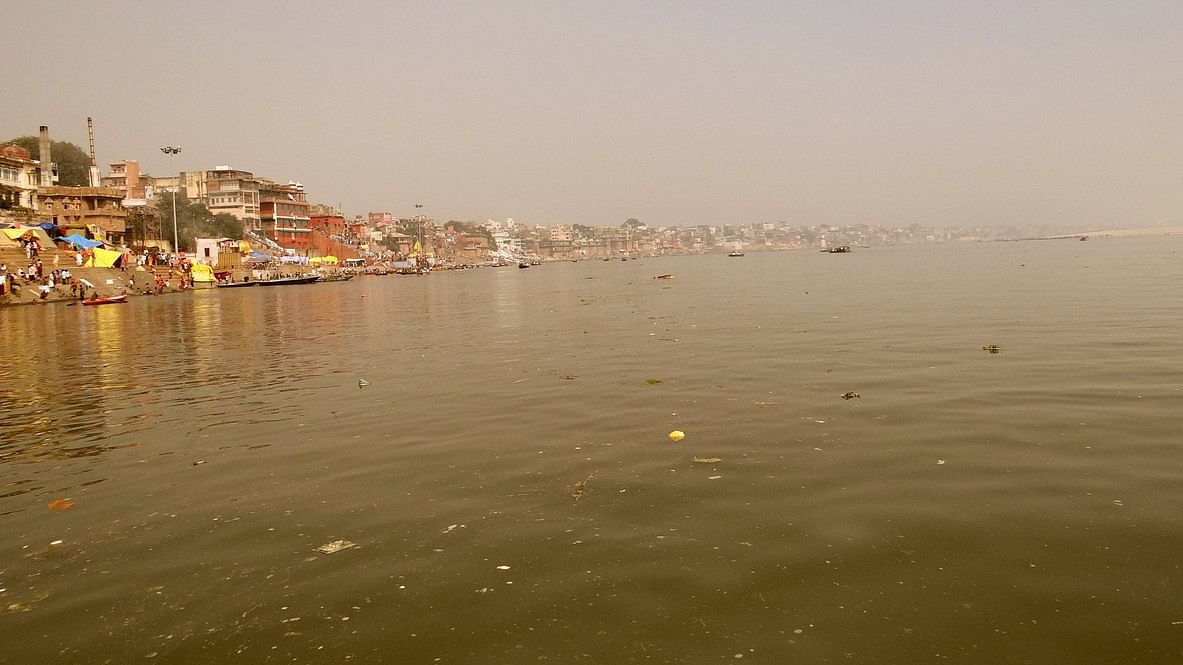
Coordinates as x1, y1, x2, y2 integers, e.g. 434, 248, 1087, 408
444, 220, 495, 246
125, 206, 161, 247
1, 136, 91, 186
154, 192, 243, 252
572, 224, 596, 238
623, 218, 644, 229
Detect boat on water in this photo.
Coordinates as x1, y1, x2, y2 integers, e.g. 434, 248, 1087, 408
827, 245, 851, 253
82, 294, 128, 305
317, 274, 354, 282
258, 275, 321, 286
728, 251, 745, 257
518, 261, 531, 269
216, 280, 258, 288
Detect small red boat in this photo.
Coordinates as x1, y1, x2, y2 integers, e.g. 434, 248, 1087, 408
82, 294, 128, 306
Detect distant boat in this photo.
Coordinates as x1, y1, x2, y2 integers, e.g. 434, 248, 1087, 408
728, 251, 745, 257
216, 280, 258, 288
258, 275, 320, 286
518, 261, 531, 269
827, 245, 851, 253
317, 274, 354, 282
82, 294, 128, 305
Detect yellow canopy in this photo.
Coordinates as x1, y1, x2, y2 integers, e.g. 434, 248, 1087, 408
309, 257, 323, 264
238, 240, 251, 254
191, 263, 215, 282
322, 255, 339, 265
2, 227, 56, 246
92, 247, 124, 268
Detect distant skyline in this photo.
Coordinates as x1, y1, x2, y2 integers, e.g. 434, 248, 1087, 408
3, 1, 1181, 229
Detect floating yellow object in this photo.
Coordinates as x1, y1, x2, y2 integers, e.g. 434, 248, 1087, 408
668, 430, 685, 441
358, 379, 370, 388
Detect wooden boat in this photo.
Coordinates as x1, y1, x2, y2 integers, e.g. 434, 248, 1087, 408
317, 274, 354, 282
258, 275, 321, 286
518, 261, 531, 269
82, 294, 128, 305
728, 251, 745, 257
827, 245, 851, 253
216, 280, 258, 288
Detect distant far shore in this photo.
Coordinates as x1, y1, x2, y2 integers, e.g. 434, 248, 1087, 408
1028, 227, 1183, 240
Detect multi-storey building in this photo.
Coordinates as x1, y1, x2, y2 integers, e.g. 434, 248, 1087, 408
184, 166, 261, 231
36, 186, 128, 244
101, 160, 150, 200
259, 180, 311, 250
0, 145, 40, 211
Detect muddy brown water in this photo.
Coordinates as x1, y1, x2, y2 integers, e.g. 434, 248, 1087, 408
1, 240, 1181, 664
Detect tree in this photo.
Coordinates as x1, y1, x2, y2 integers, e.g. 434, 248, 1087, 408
444, 220, 495, 246
125, 206, 162, 247
154, 192, 243, 252
1, 136, 91, 186
623, 218, 644, 229
572, 224, 596, 239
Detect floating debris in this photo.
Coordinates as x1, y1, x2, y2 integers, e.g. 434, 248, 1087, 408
47, 499, 74, 511
981, 345, 1003, 354
192, 460, 206, 466
668, 430, 685, 442
316, 540, 357, 554
654, 274, 676, 279
841, 391, 860, 400
496, 565, 511, 570
358, 379, 371, 388
708, 475, 723, 480
937, 460, 947, 465
565, 472, 597, 500
692, 457, 722, 464
645, 378, 663, 385
562, 374, 577, 380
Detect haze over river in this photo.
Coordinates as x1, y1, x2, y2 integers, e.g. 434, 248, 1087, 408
2, 239, 1180, 664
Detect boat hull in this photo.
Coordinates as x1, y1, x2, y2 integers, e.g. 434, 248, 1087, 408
257, 276, 321, 286
82, 295, 128, 305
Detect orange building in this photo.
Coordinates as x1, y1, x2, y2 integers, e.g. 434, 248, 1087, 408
259, 181, 311, 250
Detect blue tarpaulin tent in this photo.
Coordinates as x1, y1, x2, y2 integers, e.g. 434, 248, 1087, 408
59, 233, 104, 249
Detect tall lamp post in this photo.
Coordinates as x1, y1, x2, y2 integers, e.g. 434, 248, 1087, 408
160, 146, 182, 252
414, 204, 424, 264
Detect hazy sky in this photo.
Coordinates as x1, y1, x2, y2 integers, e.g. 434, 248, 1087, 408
3, 1, 1181, 229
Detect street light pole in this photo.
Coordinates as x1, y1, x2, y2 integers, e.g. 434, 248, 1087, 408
160, 146, 182, 252
415, 204, 423, 265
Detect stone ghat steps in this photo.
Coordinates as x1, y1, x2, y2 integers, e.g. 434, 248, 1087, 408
0, 244, 78, 270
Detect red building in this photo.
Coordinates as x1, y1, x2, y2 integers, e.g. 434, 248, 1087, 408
309, 215, 362, 261
259, 180, 311, 250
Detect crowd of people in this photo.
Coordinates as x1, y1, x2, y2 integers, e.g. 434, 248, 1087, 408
2, 241, 200, 302
1, 259, 83, 300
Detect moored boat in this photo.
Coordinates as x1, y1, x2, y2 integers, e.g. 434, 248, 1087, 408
317, 274, 354, 282
216, 280, 259, 288
728, 251, 745, 257
82, 294, 128, 305
258, 275, 321, 286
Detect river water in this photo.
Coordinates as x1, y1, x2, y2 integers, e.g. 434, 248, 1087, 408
1, 239, 1180, 664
